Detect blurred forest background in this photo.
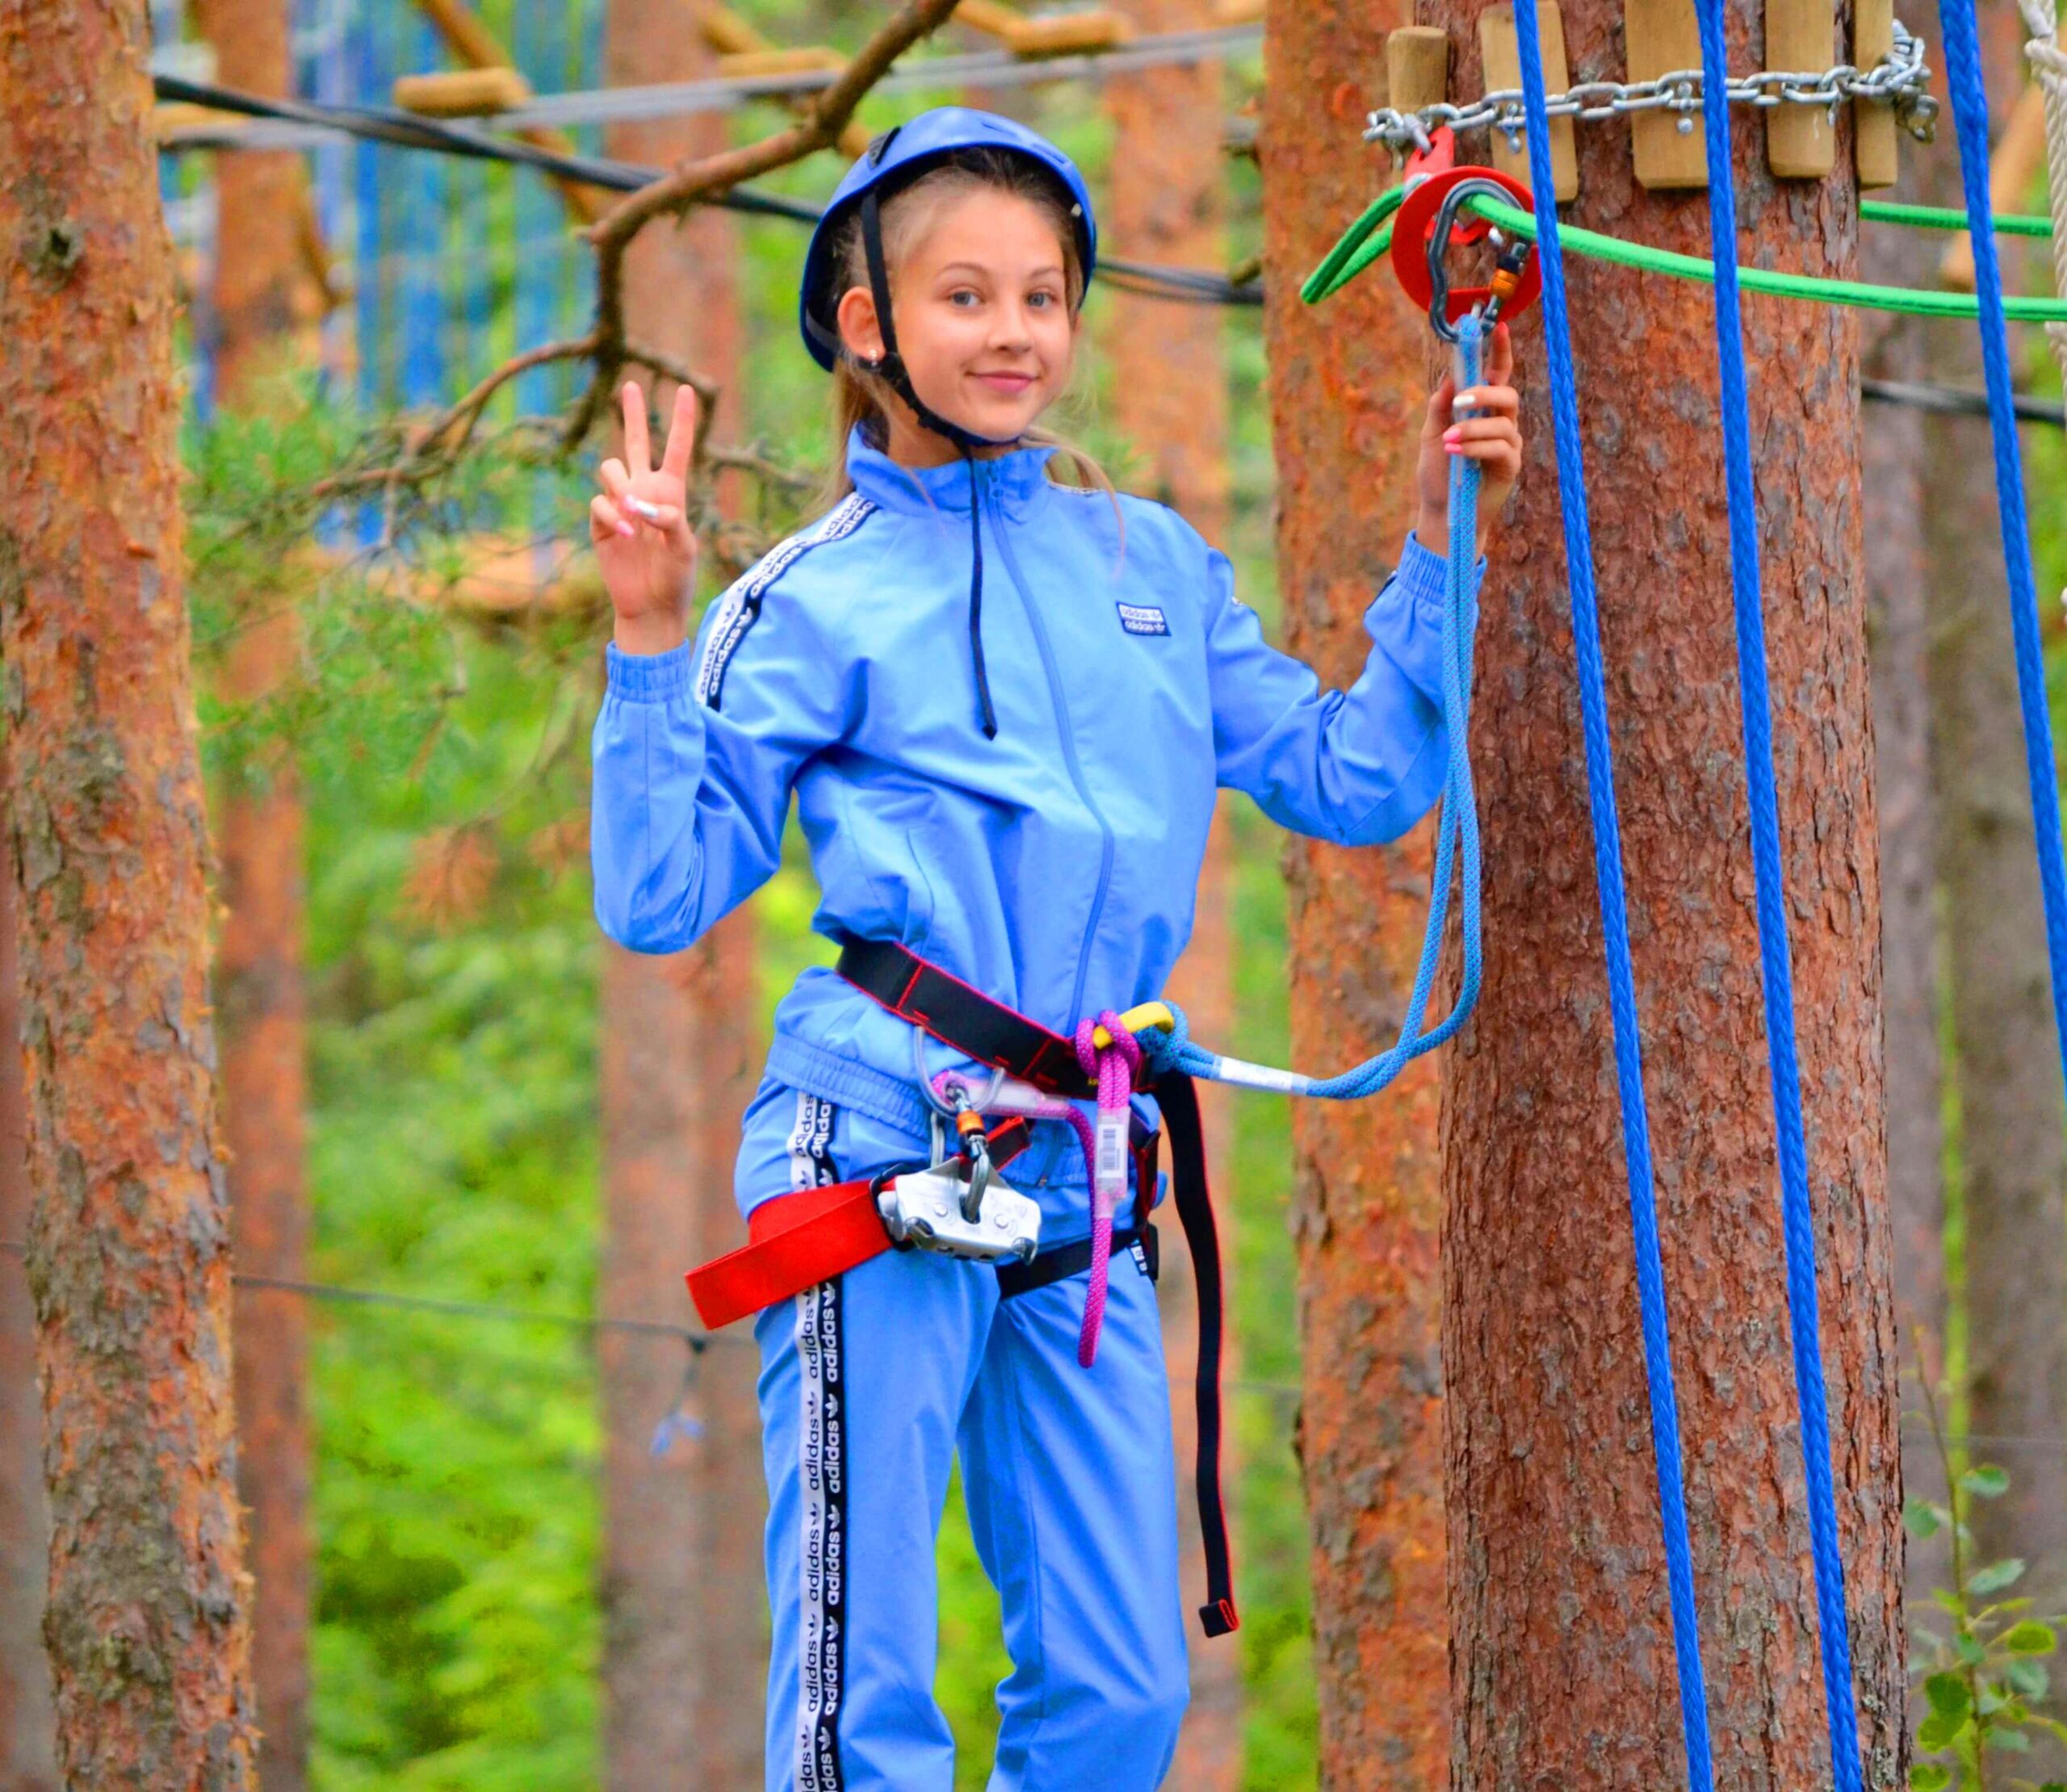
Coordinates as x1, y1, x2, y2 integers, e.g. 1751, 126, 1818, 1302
7, 0, 2067, 1786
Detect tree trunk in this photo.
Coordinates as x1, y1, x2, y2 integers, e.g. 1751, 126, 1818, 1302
1430, 0, 1905, 1782
1105, 8, 1244, 1782
191, 0, 314, 1781
1855, 0, 1971, 1618
0, 2, 258, 1783
1258, 6, 1451, 1785
0, 810, 58, 1790
599, 7, 764, 1782
1858, 279, 1947, 1613
1920, 0, 2067, 1672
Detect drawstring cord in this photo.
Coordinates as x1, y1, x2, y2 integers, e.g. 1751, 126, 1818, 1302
966, 450, 999, 739
857, 184, 1008, 739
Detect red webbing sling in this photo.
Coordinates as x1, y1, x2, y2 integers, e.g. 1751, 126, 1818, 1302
687, 1118, 1029, 1331
836, 937, 1239, 1639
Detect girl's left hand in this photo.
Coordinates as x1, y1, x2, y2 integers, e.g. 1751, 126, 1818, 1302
1411, 320, 1523, 559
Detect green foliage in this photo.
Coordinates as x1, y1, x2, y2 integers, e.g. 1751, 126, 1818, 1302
1906, 1372, 2067, 1792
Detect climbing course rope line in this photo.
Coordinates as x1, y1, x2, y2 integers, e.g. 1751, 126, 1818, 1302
151, 73, 1264, 310
1364, 21, 1937, 157
153, 23, 1262, 147
1942, 0, 2067, 1126
2023, 0, 2067, 385
1684, 0, 1864, 1773
1501, 1, 1716, 1781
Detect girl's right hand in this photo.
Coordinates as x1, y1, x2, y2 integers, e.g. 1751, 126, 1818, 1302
593, 380, 700, 653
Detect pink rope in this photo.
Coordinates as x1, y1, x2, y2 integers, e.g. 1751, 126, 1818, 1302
1072, 1011, 1143, 1367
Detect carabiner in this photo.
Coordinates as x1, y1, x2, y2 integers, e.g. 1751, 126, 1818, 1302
1425, 175, 1528, 345
943, 1083, 995, 1223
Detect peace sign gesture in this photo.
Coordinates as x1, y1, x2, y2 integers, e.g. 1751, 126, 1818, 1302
592, 379, 700, 655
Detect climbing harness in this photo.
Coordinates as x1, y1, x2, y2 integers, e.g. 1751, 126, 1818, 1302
832, 936, 1242, 1640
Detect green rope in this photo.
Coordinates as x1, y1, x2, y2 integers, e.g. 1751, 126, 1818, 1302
1299, 186, 1407, 304
1861, 199, 2053, 236
1467, 193, 2067, 320
1300, 184, 2067, 319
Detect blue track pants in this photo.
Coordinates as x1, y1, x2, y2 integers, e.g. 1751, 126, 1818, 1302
738, 1076, 1191, 1792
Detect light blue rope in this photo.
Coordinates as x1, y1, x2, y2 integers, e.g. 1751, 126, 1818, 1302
1938, 0, 2067, 1100
1143, 331, 1484, 1099
1506, 0, 1716, 1778
1688, 0, 1860, 1779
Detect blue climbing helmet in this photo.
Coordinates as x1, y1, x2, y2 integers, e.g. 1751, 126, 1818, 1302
798, 106, 1099, 382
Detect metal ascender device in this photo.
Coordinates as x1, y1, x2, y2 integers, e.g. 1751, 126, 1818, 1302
875, 1082, 1042, 1264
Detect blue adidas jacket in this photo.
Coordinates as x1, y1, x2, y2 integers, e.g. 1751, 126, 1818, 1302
591, 426, 1476, 1206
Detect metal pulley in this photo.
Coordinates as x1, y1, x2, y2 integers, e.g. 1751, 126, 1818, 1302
1390, 138, 1544, 341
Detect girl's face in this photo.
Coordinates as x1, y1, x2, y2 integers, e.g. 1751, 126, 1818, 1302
836, 187, 1077, 461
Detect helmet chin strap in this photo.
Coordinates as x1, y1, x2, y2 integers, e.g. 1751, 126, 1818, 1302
857, 187, 1020, 455
857, 186, 1006, 739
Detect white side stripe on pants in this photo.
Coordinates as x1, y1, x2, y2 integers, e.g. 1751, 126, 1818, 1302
792, 1091, 845, 1791
795, 1278, 848, 1792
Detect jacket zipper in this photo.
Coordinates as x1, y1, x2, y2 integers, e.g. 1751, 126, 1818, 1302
983, 468, 1117, 1032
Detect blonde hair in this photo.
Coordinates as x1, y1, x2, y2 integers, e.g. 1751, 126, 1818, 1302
815, 149, 1116, 512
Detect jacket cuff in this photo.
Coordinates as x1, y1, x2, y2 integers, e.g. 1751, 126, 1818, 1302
605, 637, 697, 703
1393, 532, 1483, 608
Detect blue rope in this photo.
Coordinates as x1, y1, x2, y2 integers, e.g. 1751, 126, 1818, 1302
1143, 337, 1485, 1099
1506, 0, 1716, 1778
1688, 0, 1860, 1779
1939, 0, 2067, 1098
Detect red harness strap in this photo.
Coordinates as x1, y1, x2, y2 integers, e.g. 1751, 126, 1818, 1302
686, 1117, 1030, 1332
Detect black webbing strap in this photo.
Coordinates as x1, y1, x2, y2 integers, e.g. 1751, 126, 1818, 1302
1151, 1070, 1239, 1638
836, 937, 1096, 1099
996, 1221, 1159, 1300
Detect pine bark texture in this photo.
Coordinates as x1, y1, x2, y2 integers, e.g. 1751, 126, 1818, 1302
1855, 0, 1964, 1613
1105, 6, 1244, 1780
1429, 0, 1905, 1782
191, 0, 315, 1780
1857, 222, 1947, 1610
0, 832, 58, 1789
599, 8, 765, 1780
1918, 0, 2067, 1650
1258, 5, 1451, 1784
0, 1, 258, 1784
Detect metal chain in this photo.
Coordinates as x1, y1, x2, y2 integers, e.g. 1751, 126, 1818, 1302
1364, 19, 1938, 157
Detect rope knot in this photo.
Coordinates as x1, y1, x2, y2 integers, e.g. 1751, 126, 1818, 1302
1074, 1010, 1144, 1083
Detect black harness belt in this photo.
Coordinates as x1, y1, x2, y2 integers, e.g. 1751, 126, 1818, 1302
837, 936, 1239, 1640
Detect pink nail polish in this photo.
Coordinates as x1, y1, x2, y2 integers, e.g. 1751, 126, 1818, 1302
618, 520, 635, 538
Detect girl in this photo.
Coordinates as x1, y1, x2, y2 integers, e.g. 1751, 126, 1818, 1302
589, 107, 1521, 1792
